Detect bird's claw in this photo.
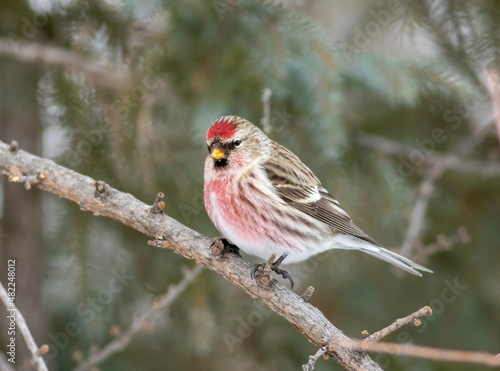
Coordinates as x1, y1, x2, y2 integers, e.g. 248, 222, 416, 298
251, 254, 294, 290
271, 266, 294, 290
220, 238, 240, 256
250, 263, 264, 279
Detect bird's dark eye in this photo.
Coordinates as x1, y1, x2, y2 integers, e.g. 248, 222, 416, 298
234, 140, 241, 147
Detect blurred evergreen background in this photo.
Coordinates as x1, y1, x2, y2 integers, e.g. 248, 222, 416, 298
0, 0, 499, 370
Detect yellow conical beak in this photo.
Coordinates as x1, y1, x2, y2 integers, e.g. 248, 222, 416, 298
210, 148, 225, 160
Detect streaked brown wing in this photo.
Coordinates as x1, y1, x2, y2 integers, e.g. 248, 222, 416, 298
263, 143, 380, 246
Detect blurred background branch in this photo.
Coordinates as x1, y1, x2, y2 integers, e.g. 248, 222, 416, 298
74, 264, 204, 371
260, 88, 273, 135
0, 38, 132, 92
0, 282, 48, 371
399, 164, 443, 257
357, 132, 500, 177
486, 63, 500, 145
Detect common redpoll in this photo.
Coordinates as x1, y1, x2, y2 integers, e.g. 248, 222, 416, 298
204, 116, 432, 287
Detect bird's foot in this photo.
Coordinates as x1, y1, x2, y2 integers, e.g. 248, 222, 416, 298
220, 239, 240, 256
211, 238, 241, 257
251, 254, 294, 290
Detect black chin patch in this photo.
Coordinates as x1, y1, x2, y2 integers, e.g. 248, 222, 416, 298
214, 158, 228, 168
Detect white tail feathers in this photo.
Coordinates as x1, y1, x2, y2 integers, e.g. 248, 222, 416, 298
330, 235, 433, 276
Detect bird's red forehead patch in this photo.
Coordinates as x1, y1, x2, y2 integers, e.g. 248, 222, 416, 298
207, 120, 237, 141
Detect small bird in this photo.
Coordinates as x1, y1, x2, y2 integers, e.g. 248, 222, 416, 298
204, 116, 432, 287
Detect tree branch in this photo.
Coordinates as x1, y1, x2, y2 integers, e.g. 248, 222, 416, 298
302, 304, 500, 370
0, 140, 382, 370
352, 340, 500, 368
0, 281, 48, 371
73, 264, 204, 371
362, 306, 433, 343
0, 38, 132, 92
346, 306, 500, 368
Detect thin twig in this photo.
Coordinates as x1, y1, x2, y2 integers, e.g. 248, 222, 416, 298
261, 88, 273, 134
302, 346, 327, 371
486, 63, 500, 146
400, 165, 443, 257
350, 340, 500, 368
0, 38, 132, 92
418, 227, 470, 256
74, 264, 204, 371
0, 282, 48, 371
363, 306, 433, 344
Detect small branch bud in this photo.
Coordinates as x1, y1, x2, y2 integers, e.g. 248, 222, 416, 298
110, 325, 121, 337
148, 239, 170, 248
9, 140, 19, 152
6, 167, 44, 190
92, 180, 109, 199
141, 322, 154, 334
301, 286, 315, 302
211, 238, 224, 256
73, 350, 83, 362
37, 344, 50, 356
149, 192, 165, 214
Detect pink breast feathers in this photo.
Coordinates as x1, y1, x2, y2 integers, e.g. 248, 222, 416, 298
207, 120, 237, 141
205, 177, 276, 250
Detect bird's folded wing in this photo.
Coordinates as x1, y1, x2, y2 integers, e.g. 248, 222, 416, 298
263, 146, 380, 246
